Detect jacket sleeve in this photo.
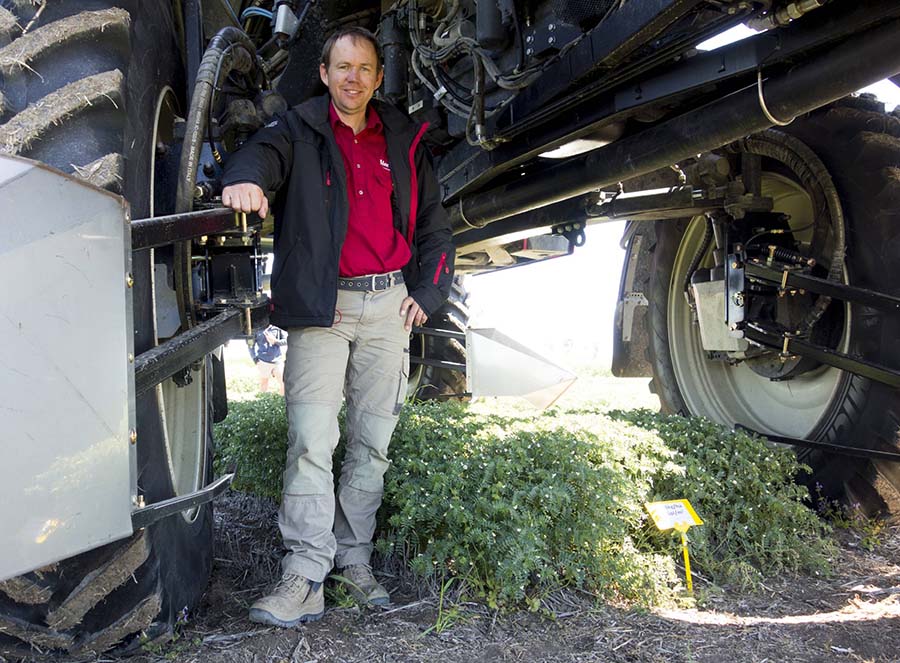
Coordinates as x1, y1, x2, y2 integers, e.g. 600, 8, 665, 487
221, 113, 295, 192
406, 144, 456, 317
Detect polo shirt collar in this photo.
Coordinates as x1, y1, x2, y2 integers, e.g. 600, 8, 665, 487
328, 101, 383, 133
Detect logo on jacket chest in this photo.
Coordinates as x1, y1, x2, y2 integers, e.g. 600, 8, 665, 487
379, 158, 391, 171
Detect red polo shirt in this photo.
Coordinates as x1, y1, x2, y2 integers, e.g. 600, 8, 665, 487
329, 103, 411, 277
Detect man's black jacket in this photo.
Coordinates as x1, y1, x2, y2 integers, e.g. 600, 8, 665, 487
222, 94, 455, 328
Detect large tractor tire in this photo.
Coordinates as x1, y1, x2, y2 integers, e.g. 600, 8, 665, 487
0, 1, 214, 656
409, 277, 469, 399
647, 100, 900, 514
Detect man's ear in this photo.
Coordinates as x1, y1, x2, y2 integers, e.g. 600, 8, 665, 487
375, 66, 384, 90
319, 63, 328, 86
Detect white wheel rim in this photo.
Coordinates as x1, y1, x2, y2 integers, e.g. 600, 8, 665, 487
668, 173, 851, 438
149, 87, 206, 522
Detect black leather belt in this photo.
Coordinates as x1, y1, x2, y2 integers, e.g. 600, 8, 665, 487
337, 271, 404, 292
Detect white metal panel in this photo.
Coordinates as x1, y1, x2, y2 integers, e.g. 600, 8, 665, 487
0, 155, 134, 581
466, 327, 577, 409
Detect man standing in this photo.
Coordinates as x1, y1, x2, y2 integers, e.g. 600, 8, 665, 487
221, 27, 454, 627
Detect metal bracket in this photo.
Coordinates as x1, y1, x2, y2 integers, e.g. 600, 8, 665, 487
621, 292, 649, 342
725, 254, 745, 336
551, 221, 586, 248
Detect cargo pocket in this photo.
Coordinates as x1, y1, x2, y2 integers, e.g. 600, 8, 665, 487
393, 348, 410, 415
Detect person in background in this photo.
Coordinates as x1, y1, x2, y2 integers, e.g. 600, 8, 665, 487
248, 325, 287, 394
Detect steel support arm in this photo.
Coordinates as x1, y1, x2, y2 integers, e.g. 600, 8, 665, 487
132, 208, 258, 250
744, 325, 900, 389
132, 474, 235, 530
745, 261, 900, 313
135, 309, 245, 396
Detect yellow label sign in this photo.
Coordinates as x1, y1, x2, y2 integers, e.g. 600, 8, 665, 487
645, 499, 703, 532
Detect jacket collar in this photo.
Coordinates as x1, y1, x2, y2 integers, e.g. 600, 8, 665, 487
295, 94, 418, 141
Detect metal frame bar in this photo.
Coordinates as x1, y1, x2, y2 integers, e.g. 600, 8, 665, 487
132, 208, 256, 250
587, 186, 726, 221
131, 474, 234, 529
135, 309, 246, 396
734, 426, 900, 463
409, 356, 467, 373
744, 325, 900, 389
411, 326, 466, 341
745, 261, 900, 313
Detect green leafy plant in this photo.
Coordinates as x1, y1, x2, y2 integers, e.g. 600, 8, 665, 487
213, 393, 290, 498
324, 577, 358, 609
214, 397, 834, 608
609, 409, 835, 588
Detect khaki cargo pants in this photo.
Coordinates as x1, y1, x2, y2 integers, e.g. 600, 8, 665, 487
280, 283, 409, 582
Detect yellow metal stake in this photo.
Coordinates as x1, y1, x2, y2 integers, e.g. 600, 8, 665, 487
679, 528, 693, 593
645, 499, 703, 595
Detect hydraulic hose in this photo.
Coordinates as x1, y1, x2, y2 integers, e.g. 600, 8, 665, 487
174, 27, 257, 329
176, 26, 256, 216
739, 130, 845, 336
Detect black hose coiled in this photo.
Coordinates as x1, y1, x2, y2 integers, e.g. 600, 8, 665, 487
173, 27, 257, 328
176, 27, 257, 216
739, 130, 845, 336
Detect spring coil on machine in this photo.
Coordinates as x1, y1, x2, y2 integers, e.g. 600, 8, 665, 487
767, 244, 815, 267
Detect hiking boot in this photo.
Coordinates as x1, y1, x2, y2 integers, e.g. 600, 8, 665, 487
248, 574, 324, 627
339, 564, 390, 606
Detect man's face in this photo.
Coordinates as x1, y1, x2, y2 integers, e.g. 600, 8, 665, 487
320, 36, 383, 119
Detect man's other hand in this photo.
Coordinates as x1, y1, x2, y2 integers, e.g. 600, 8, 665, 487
399, 296, 427, 332
222, 182, 268, 219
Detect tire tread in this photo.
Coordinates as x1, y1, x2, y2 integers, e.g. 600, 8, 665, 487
0, 8, 130, 77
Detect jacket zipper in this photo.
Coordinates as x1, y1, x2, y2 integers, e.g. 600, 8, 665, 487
433, 252, 447, 285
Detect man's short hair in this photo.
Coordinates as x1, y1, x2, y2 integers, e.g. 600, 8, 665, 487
321, 26, 383, 69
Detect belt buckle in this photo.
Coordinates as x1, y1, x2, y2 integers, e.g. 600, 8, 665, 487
369, 274, 379, 291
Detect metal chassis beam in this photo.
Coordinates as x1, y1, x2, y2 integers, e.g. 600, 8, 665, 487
438, 0, 900, 203
449, 17, 900, 233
